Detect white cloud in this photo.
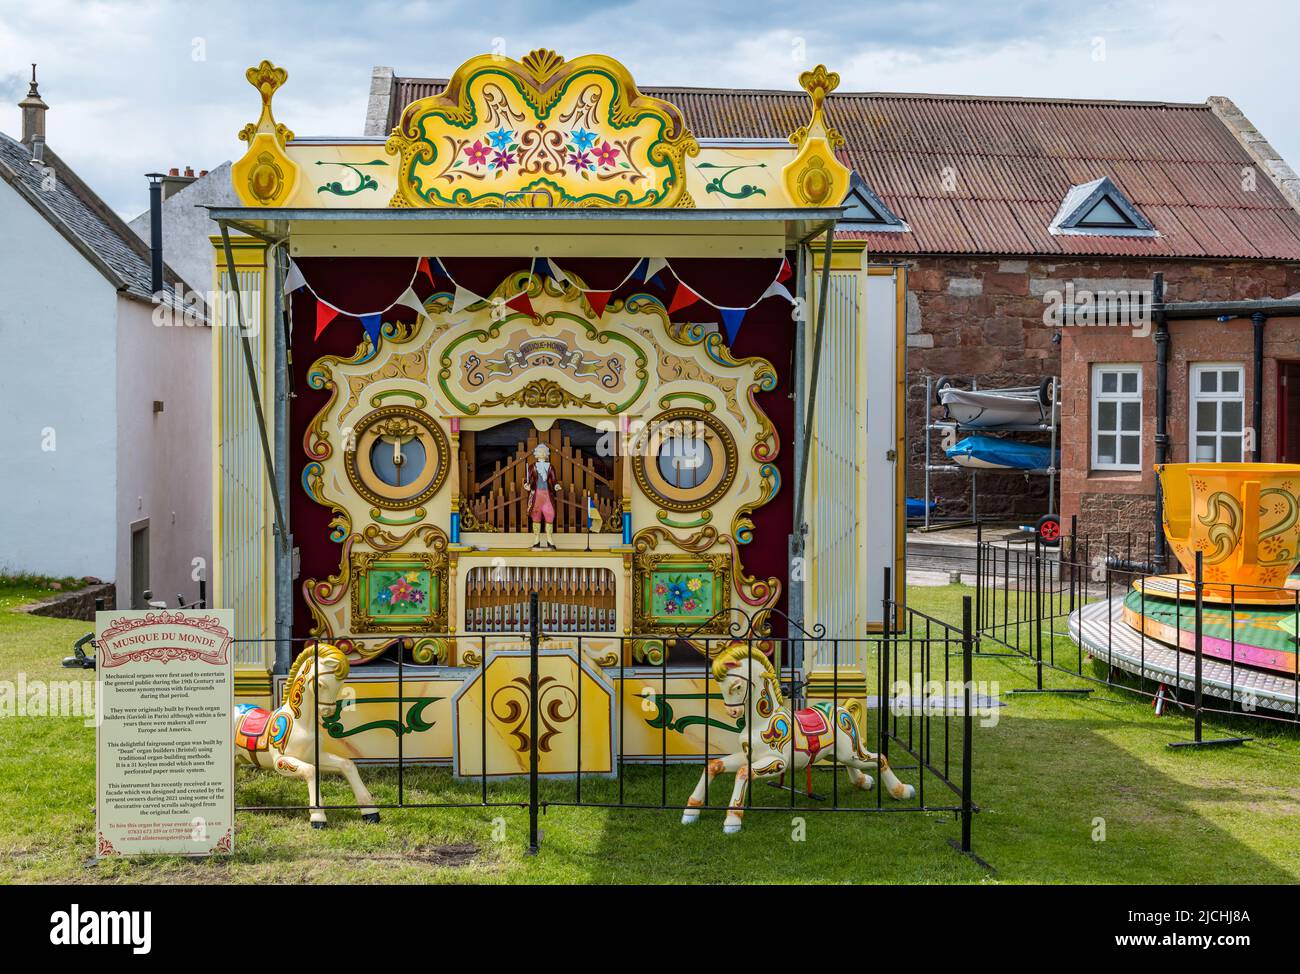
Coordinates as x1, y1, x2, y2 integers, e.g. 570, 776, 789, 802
0, 0, 1294, 216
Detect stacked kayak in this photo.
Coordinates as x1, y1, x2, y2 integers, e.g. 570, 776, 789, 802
945, 435, 1057, 472
937, 377, 1054, 429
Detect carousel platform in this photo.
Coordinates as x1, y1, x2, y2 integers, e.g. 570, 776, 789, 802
1069, 598, 1300, 715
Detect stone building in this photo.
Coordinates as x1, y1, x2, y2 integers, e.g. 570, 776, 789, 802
364, 71, 1300, 529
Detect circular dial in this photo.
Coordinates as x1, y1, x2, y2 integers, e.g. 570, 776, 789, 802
345, 406, 449, 510
632, 408, 737, 512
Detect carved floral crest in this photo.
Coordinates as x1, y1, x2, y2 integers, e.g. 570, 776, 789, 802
385, 49, 699, 208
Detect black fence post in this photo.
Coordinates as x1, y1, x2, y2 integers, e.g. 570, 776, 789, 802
881, 566, 891, 761
1193, 550, 1204, 744
527, 590, 541, 854
1169, 549, 1250, 749
974, 519, 982, 649
960, 595, 973, 853
1034, 533, 1044, 690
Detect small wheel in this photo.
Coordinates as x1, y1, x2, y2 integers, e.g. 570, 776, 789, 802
1036, 514, 1061, 547
1038, 376, 1055, 407
933, 375, 953, 405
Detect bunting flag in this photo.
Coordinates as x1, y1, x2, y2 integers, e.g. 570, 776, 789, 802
360, 313, 384, 348
585, 291, 612, 318
314, 300, 339, 339
668, 281, 701, 314
546, 259, 568, 284
759, 279, 794, 303
451, 285, 480, 314
505, 292, 535, 317
641, 256, 669, 283
283, 259, 306, 294
417, 256, 436, 285
720, 308, 747, 345
777, 257, 793, 283
393, 287, 428, 320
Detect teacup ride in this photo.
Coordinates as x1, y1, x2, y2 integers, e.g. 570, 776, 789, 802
1119, 463, 1300, 677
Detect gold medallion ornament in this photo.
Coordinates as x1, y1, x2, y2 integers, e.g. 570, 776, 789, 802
781, 65, 851, 208
385, 49, 699, 209
232, 60, 301, 207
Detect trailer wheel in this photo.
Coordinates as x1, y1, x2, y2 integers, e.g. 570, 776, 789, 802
1038, 376, 1055, 407
933, 375, 953, 404
1036, 514, 1061, 546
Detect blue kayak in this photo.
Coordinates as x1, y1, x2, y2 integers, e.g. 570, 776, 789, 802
946, 436, 1057, 472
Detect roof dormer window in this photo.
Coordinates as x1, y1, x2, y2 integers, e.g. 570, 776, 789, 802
1050, 176, 1156, 237
840, 172, 908, 232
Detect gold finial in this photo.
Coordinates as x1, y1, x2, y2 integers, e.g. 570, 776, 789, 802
790, 64, 845, 149
782, 64, 850, 207
519, 49, 565, 81
238, 60, 294, 147
232, 59, 299, 206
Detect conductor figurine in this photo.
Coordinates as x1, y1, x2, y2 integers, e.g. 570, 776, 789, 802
526, 443, 560, 549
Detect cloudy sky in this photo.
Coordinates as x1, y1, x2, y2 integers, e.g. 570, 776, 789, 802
0, 0, 1293, 218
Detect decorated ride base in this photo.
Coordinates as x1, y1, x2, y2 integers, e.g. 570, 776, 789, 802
1127, 573, 1300, 606
1071, 598, 1300, 713
1122, 581, 1300, 675
1065, 462, 1300, 714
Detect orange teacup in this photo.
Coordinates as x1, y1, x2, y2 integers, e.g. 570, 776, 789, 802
1157, 462, 1300, 597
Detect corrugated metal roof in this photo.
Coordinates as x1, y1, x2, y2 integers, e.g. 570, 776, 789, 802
388, 78, 1300, 260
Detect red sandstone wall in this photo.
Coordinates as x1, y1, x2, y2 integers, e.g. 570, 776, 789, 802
902, 256, 1300, 526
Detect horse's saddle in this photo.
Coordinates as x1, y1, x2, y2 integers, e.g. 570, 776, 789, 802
793, 703, 834, 757
234, 704, 273, 753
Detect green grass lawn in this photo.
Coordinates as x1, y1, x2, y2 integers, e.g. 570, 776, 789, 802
2, 581, 1299, 884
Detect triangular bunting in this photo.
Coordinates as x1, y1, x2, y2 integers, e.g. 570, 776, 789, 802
668, 281, 701, 314
360, 313, 384, 348
642, 257, 669, 283
760, 279, 794, 303
314, 300, 339, 339
452, 285, 479, 314
720, 308, 746, 345
505, 292, 535, 317
546, 259, 569, 284
283, 259, 306, 295
417, 256, 436, 285
586, 291, 612, 318
394, 287, 427, 319
777, 257, 793, 284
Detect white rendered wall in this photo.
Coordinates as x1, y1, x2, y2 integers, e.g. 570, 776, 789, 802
0, 179, 117, 579
115, 296, 212, 605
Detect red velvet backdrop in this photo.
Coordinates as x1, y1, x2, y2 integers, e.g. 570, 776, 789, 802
289, 256, 796, 639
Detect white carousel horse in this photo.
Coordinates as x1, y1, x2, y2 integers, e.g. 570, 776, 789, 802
233, 643, 380, 828
682, 643, 915, 833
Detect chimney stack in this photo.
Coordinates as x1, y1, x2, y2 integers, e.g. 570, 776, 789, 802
18, 64, 48, 160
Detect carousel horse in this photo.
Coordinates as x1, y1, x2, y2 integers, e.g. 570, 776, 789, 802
233, 642, 380, 828
682, 643, 915, 833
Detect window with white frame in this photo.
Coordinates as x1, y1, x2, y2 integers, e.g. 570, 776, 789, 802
1189, 364, 1245, 462
1092, 364, 1142, 470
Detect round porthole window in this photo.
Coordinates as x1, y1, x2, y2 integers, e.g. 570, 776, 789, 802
345, 406, 449, 510
633, 408, 736, 512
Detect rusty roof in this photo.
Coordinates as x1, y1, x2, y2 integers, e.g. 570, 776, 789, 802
384, 78, 1300, 261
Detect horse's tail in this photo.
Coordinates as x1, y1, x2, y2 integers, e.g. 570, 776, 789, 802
844, 697, 867, 735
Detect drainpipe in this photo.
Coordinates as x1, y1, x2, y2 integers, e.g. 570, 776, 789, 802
146, 172, 165, 296
1252, 312, 1266, 462
1152, 273, 1169, 569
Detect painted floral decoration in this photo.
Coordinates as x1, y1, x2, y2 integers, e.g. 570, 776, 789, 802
455, 124, 629, 181
373, 569, 428, 614
651, 572, 713, 617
